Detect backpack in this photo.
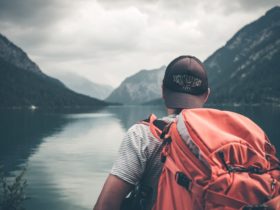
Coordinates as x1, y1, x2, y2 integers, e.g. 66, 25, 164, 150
146, 108, 280, 210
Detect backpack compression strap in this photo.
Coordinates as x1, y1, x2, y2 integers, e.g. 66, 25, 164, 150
142, 116, 193, 194
162, 151, 280, 210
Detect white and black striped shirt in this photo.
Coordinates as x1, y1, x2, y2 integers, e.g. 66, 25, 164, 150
111, 115, 176, 208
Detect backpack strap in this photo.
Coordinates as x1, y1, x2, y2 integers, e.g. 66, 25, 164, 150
163, 160, 278, 210
140, 114, 169, 141
163, 154, 251, 209
162, 152, 247, 208
164, 156, 192, 190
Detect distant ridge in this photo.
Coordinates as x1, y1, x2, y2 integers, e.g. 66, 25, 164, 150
106, 66, 166, 104
0, 34, 109, 109
53, 72, 113, 100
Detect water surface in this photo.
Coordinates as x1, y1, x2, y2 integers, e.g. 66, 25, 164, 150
0, 105, 279, 210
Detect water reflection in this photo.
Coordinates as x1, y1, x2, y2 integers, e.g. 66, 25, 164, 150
0, 111, 73, 172
25, 112, 124, 210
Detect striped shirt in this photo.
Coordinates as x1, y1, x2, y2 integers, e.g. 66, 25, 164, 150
110, 115, 176, 209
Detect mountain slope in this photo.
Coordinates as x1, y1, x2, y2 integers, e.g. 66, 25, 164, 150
106, 66, 165, 104
144, 6, 280, 106
0, 34, 109, 109
0, 34, 42, 74
53, 72, 113, 100
204, 6, 280, 105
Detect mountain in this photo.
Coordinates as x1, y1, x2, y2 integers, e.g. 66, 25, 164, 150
53, 72, 113, 100
106, 66, 165, 104
142, 98, 165, 106
204, 6, 280, 105
0, 34, 109, 109
0, 34, 42, 75
144, 6, 280, 106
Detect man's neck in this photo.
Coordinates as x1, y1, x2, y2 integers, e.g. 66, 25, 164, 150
167, 108, 179, 115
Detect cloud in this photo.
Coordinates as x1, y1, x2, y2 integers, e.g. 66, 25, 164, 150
220, 0, 280, 13
0, 0, 279, 87
23, 1, 149, 64
0, 0, 64, 25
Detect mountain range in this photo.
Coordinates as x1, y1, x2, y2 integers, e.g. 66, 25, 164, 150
111, 6, 280, 106
1, 6, 279, 108
53, 72, 113, 100
0, 34, 109, 109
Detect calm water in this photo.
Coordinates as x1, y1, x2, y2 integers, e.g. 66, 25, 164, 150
0, 105, 279, 210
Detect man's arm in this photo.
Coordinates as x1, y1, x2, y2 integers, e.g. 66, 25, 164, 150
94, 124, 149, 210
93, 174, 134, 210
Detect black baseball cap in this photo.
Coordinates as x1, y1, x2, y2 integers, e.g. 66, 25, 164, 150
162, 55, 208, 108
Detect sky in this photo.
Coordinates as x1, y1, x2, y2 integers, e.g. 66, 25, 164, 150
0, 0, 279, 87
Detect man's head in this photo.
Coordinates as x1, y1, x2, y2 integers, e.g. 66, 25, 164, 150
162, 55, 210, 109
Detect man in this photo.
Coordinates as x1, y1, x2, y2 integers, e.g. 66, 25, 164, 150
94, 55, 210, 210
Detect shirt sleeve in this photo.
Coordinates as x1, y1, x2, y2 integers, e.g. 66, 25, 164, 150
110, 123, 150, 185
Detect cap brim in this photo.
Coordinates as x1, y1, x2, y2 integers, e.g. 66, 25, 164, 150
163, 88, 205, 109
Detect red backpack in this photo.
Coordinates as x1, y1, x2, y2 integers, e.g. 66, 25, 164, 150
147, 108, 280, 210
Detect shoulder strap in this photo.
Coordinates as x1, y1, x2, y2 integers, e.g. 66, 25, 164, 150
140, 114, 169, 140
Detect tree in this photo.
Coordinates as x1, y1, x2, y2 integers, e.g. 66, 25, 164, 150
0, 166, 28, 210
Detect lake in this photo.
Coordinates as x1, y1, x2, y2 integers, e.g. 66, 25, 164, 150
0, 105, 280, 210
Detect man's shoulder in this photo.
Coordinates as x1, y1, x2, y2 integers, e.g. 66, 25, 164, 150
125, 122, 154, 142
128, 122, 150, 132
127, 115, 176, 133
125, 115, 176, 142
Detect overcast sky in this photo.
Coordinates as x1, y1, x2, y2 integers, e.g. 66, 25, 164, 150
0, 0, 279, 87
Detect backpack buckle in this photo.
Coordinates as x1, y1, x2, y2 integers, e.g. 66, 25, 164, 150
243, 204, 268, 210
175, 172, 191, 190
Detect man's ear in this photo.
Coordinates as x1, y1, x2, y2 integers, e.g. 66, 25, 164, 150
203, 88, 210, 103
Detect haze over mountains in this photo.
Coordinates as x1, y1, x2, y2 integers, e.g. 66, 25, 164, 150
114, 6, 280, 106
0, 34, 108, 109
53, 72, 113, 100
